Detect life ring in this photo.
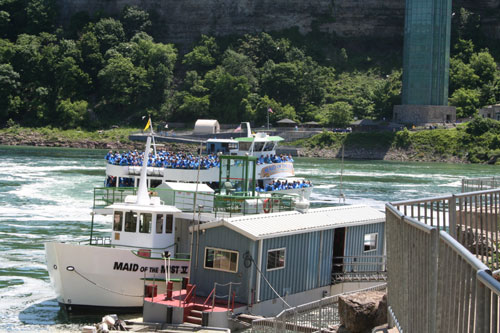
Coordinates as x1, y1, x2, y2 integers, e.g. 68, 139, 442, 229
263, 198, 272, 213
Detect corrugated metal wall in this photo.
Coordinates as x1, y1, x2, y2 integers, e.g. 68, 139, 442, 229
190, 226, 257, 304
344, 222, 385, 271
259, 229, 334, 302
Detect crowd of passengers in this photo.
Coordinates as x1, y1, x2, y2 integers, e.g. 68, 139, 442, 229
105, 149, 220, 169
105, 150, 295, 169
257, 179, 312, 192
256, 154, 294, 164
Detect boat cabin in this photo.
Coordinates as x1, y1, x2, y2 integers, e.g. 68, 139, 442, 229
235, 133, 283, 157
107, 198, 181, 255
205, 138, 238, 155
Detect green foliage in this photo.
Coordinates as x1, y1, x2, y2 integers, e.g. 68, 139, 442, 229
394, 128, 411, 148
465, 116, 500, 136
183, 35, 219, 72
317, 102, 353, 127
55, 99, 88, 128
449, 88, 481, 118
121, 6, 151, 39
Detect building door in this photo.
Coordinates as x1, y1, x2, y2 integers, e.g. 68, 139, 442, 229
332, 227, 346, 276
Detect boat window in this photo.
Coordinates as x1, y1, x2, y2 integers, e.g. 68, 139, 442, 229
156, 214, 163, 234
166, 214, 173, 233
263, 142, 276, 151
254, 142, 265, 152
139, 213, 152, 233
204, 247, 238, 273
364, 233, 378, 252
238, 142, 252, 151
125, 212, 137, 232
267, 248, 286, 271
113, 211, 123, 231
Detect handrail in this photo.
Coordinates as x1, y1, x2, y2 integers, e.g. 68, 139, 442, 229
202, 287, 216, 308
182, 284, 196, 306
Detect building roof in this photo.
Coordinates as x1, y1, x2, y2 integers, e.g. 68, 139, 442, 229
235, 136, 284, 142
276, 118, 297, 124
192, 205, 385, 240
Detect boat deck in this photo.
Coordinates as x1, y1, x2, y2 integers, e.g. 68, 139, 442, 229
144, 289, 246, 312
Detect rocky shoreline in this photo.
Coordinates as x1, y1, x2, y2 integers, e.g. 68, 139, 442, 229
296, 146, 468, 164
0, 131, 468, 163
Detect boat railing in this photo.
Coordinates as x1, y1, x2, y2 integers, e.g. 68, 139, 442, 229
83, 236, 112, 246
93, 186, 298, 216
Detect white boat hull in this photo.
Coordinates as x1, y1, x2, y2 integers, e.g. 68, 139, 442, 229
45, 242, 190, 311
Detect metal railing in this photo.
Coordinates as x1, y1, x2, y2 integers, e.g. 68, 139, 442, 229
93, 186, 298, 216
386, 188, 500, 332
331, 255, 387, 283
391, 189, 500, 269
251, 284, 386, 332
462, 177, 500, 193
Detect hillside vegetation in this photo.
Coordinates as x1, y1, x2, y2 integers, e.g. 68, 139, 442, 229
0, 3, 499, 129
300, 117, 500, 164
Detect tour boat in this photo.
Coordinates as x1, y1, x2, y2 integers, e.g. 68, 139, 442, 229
45, 131, 310, 312
104, 123, 313, 199
45, 135, 194, 311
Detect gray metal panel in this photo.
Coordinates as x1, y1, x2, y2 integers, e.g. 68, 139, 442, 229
259, 230, 334, 302
190, 226, 255, 304
344, 222, 385, 271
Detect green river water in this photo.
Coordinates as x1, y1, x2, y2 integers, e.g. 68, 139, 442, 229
0, 145, 498, 331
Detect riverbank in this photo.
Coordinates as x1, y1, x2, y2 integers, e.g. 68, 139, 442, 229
1, 124, 498, 164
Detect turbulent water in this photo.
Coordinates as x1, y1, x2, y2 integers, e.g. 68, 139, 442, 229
0, 145, 498, 331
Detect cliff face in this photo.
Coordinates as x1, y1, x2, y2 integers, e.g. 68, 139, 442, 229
56, 0, 499, 46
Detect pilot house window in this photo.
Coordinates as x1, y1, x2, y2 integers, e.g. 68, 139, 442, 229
113, 211, 123, 231
267, 248, 286, 270
139, 213, 152, 233
125, 212, 137, 232
204, 247, 238, 273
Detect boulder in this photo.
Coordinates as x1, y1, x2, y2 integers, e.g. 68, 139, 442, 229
338, 291, 387, 333
457, 225, 498, 257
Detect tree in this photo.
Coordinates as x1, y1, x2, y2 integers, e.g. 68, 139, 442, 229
449, 58, 479, 92
318, 102, 353, 127
94, 18, 125, 54
98, 53, 149, 107
254, 95, 297, 125
182, 35, 219, 72
25, 0, 58, 34
203, 66, 251, 123
55, 98, 88, 128
449, 88, 481, 118
0, 63, 20, 122
470, 51, 497, 85
221, 49, 258, 90
121, 6, 151, 39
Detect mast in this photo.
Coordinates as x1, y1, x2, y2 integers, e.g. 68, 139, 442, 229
136, 117, 154, 205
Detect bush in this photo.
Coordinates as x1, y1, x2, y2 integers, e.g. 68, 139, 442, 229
394, 128, 411, 148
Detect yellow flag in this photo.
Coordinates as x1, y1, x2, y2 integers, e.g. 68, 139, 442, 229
144, 118, 151, 131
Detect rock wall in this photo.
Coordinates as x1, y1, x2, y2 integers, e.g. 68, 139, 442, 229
56, 0, 499, 47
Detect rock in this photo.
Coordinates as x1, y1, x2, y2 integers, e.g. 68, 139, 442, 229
457, 225, 498, 256
338, 291, 387, 333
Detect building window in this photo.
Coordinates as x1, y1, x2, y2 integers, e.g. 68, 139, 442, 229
267, 248, 286, 271
364, 233, 378, 252
204, 247, 238, 273
113, 211, 123, 231
125, 212, 137, 232
139, 213, 152, 233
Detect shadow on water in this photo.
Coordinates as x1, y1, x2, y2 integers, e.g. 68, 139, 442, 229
19, 299, 101, 326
